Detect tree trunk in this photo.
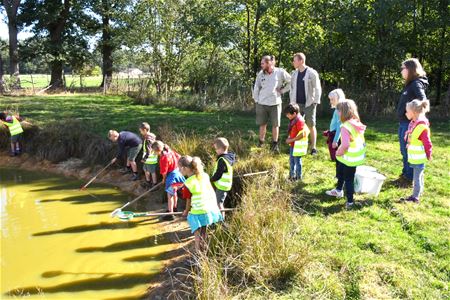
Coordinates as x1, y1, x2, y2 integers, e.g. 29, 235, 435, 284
0, 51, 4, 94
3, 0, 21, 89
245, 4, 251, 80
251, 0, 262, 79
100, 0, 113, 88
48, 0, 71, 90
435, 0, 448, 106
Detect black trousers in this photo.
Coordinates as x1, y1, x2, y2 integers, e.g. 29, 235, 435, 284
336, 160, 356, 203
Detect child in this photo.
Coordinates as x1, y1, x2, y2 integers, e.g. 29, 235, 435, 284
284, 104, 309, 181
0, 112, 24, 156
139, 122, 158, 187
400, 99, 432, 203
325, 100, 366, 209
178, 155, 223, 254
152, 141, 185, 220
211, 137, 236, 217
324, 89, 346, 161
108, 130, 142, 181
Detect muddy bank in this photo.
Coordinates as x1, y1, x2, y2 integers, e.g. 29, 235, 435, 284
0, 154, 193, 299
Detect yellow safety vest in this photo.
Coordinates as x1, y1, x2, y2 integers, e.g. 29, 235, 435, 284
143, 139, 158, 165
1, 116, 23, 136
185, 173, 216, 215
212, 157, 233, 191
407, 123, 429, 165
336, 121, 366, 167
292, 125, 310, 157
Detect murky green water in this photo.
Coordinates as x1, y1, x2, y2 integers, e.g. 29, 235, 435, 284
0, 168, 175, 299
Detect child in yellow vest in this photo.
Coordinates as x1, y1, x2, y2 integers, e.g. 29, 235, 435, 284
284, 104, 309, 181
0, 112, 24, 157
211, 137, 236, 218
178, 156, 223, 253
401, 99, 432, 203
139, 122, 158, 188
325, 100, 366, 209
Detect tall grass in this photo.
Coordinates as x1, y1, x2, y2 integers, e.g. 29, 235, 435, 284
0, 120, 115, 165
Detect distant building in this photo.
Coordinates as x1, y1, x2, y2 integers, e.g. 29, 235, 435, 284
118, 68, 144, 77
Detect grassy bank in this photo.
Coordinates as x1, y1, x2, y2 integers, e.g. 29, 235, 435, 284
0, 94, 449, 299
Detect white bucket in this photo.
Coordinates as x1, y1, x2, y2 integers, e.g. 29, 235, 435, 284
354, 166, 386, 196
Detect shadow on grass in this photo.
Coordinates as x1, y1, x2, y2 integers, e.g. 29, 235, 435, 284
291, 182, 374, 215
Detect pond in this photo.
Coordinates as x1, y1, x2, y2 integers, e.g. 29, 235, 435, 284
1, 168, 175, 299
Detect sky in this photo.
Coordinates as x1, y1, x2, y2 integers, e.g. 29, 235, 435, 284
1, 10, 34, 41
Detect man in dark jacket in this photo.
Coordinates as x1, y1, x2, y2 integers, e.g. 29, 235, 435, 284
108, 130, 143, 181
396, 58, 429, 185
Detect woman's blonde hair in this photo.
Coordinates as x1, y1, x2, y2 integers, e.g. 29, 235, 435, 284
178, 155, 204, 176
336, 99, 360, 123
406, 99, 430, 114
402, 58, 426, 84
328, 89, 346, 106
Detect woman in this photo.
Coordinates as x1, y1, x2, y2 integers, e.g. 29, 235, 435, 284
396, 58, 428, 186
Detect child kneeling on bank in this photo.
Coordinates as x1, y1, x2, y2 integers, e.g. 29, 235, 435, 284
326, 100, 366, 209
284, 104, 309, 181
211, 137, 236, 218
178, 155, 223, 253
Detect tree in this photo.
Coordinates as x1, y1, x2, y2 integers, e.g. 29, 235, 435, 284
2, 0, 21, 88
20, 0, 93, 89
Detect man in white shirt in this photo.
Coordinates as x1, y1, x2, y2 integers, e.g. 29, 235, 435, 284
252, 55, 291, 153
289, 52, 322, 155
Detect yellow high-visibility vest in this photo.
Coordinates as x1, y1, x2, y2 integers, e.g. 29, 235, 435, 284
292, 125, 310, 157
185, 172, 216, 215
212, 157, 233, 191
407, 123, 429, 164
336, 121, 366, 167
1, 116, 23, 136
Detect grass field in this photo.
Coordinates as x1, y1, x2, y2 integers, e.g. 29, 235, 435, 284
0, 94, 449, 299
4, 74, 149, 90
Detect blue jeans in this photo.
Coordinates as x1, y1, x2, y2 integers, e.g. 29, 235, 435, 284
411, 163, 425, 198
398, 122, 413, 180
289, 147, 302, 179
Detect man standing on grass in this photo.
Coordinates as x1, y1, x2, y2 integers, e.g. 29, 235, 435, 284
290, 53, 322, 155
253, 55, 291, 153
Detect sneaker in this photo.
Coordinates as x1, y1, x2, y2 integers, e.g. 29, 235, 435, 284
325, 189, 344, 198
161, 214, 175, 221
310, 148, 318, 156
345, 202, 355, 209
271, 141, 280, 154
9, 152, 16, 157
289, 176, 297, 182
185, 257, 200, 267
258, 140, 265, 147
131, 173, 140, 181
393, 175, 412, 188
120, 167, 131, 174
405, 196, 420, 203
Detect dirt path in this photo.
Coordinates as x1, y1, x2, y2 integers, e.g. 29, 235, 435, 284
0, 154, 193, 299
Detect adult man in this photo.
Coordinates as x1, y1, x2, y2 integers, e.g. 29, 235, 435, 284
108, 130, 143, 181
289, 53, 322, 155
252, 55, 291, 153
